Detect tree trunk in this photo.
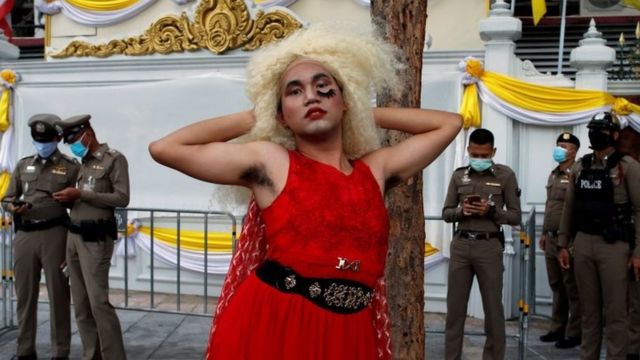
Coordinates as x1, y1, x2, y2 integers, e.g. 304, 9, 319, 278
370, 2, 428, 359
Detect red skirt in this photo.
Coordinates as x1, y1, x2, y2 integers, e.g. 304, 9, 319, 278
208, 273, 378, 360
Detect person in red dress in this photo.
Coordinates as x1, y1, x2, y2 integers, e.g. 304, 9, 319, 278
149, 23, 462, 359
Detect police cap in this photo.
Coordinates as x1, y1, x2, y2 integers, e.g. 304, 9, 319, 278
55, 114, 91, 143
587, 112, 620, 131
28, 114, 61, 142
556, 131, 580, 148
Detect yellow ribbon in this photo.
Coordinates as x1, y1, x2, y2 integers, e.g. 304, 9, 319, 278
0, 89, 9, 132
0, 171, 11, 199
612, 97, 640, 116
459, 83, 481, 129
466, 58, 484, 79
65, 0, 142, 11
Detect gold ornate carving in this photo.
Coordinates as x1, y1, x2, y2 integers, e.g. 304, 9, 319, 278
49, 0, 303, 59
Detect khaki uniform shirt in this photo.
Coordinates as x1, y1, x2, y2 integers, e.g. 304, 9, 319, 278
71, 143, 129, 222
442, 163, 522, 231
542, 164, 574, 233
558, 153, 640, 257
4, 150, 80, 221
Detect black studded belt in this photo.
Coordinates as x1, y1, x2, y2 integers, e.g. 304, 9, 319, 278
255, 260, 373, 314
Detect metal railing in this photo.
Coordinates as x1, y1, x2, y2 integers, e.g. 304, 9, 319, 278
0, 208, 15, 333
114, 207, 236, 314
0, 207, 545, 359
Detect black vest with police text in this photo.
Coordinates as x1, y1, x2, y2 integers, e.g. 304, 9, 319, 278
572, 152, 623, 240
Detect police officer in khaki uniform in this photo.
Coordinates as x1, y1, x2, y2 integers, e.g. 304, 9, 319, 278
616, 127, 640, 360
558, 112, 640, 360
3, 114, 80, 360
538, 132, 581, 349
442, 128, 521, 360
51, 115, 130, 360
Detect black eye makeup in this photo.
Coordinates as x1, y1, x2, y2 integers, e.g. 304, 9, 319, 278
318, 88, 336, 99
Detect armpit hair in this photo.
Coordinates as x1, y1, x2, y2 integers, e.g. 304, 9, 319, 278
240, 165, 274, 188
384, 176, 401, 192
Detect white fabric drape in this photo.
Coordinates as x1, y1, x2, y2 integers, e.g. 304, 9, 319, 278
477, 82, 613, 127
36, 0, 159, 26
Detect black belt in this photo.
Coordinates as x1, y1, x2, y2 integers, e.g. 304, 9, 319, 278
457, 230, 502, 240
255, 260, 373, 314
16, 215, 68, 232
68, 218, 117, 242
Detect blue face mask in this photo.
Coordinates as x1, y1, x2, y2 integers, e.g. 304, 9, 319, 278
553, 146, 568, 163
32, 140, 58, 158
69, 133, 88, 158
469, 158, 492, 172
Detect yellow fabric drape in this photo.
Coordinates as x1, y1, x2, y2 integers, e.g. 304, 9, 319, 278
623, 0, 640, 10
459, 84, 481, 129
65, 0, 143, 11
138, 226, 233, 252
0, 89, 10, 132
532, 0, 547, 26
483, 71, 615, 112
425, 242, 438, 257
0, 171, 11, 199
135, 225, 441, 256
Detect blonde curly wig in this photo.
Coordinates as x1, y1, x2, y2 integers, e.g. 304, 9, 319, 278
243, 22, 404, 159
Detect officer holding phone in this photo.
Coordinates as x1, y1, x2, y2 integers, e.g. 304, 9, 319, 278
442, 128, 521, 360
3, 114, 79, 360
52, 114, 130, 360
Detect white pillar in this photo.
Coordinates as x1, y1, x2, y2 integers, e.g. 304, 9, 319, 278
569, 19, 615, 144
570, 19, 615, 92
475, 0, 522, 319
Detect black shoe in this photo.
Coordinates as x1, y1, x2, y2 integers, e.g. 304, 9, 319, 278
539, 330, 564, 342
51, 357, 69, 360
627, 354, 640, 360
16, 354, 37, 360
555, 336, 581, 349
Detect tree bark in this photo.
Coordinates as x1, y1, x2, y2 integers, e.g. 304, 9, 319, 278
370, 2, 428, 359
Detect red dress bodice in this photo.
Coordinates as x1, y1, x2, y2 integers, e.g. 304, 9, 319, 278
262, 150, 389, 287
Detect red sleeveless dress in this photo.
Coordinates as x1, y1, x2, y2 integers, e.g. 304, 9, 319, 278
207, 150, 390, 359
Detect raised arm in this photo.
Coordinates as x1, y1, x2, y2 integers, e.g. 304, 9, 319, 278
362, 108, 462, 188
149, 110, 285, 188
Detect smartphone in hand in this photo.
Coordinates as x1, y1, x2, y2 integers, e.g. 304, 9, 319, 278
465, 195, 482, 205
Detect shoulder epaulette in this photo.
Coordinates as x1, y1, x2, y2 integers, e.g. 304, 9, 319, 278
61, 154, 79, 164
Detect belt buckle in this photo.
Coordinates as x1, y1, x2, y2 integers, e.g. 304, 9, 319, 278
467, 232, 478, 240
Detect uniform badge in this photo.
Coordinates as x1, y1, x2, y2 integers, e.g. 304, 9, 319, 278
51, 166, 67, 175
92, 165, 104, 170
462, 169, 471, 184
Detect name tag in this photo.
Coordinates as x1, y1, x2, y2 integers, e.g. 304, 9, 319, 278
92, 165, 104, 170
560, 179, 569, 183
52, 166, 67, 175
485, 182, 501, 187
25, 165, 36, 173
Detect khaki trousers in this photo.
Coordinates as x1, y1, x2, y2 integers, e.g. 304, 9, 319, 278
630, 280, 640, 354
574, 232, 629, 360
445, 235, 505, 360
14, 225, 71, 357
67, 232, 126, 360
543, 235, 581, 338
